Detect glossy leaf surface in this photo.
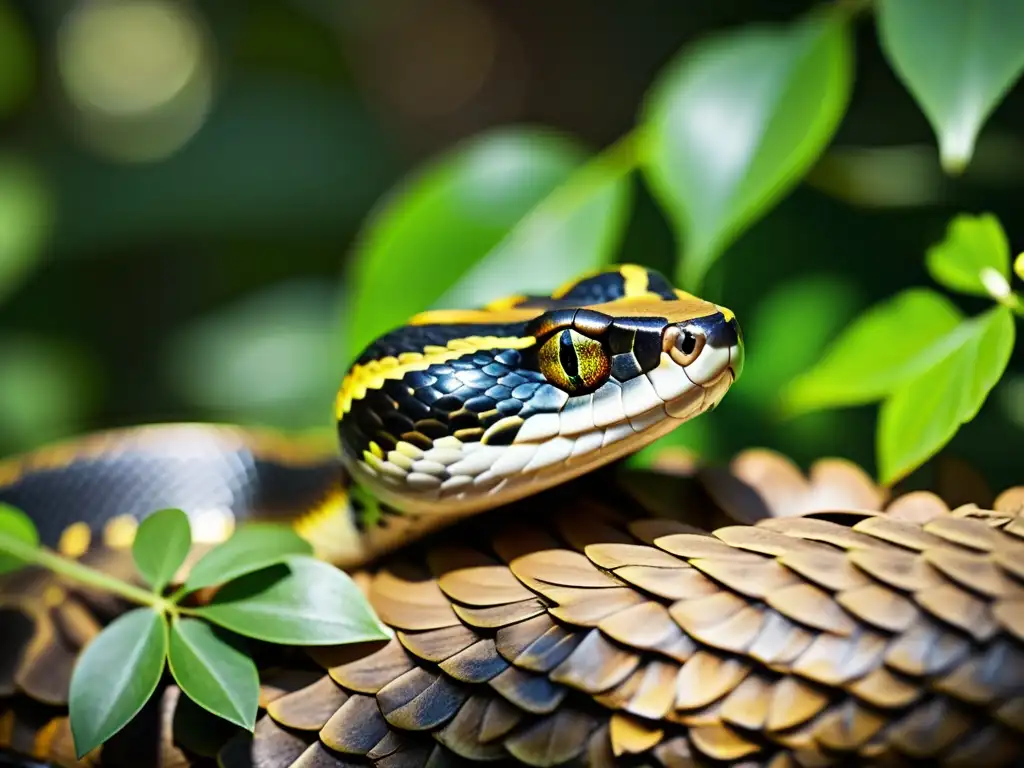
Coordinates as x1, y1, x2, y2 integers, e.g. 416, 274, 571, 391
642, 13, 852, 289
879, 306, 1015, 484
877, 0, 1024, 173
345, 128, 592, 360
925, 212, 1011, 299
168, 618, 258, 730
784, 288, 964, 415
69, 608, 167, 758
196, 556, 390, 645
183, 522, 313, 594
132, 508, 191, 593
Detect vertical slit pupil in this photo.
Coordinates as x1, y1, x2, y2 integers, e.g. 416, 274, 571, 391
681, 332, 696, 355
558, 330, 580, 378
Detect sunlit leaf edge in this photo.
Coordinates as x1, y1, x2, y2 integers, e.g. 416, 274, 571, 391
877, 306, 1015, 485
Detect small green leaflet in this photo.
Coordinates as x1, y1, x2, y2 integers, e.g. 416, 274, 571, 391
167, 618, 258, 730
132, 508, 191, 593
879, 306, 1015, 485
69, 607, 167, 758
783, 288, 964, 415
641, 10, 852, 290
182, 522, 313, 594
925, 213, 1011, 300
876, 0, 1024, 173
0, 502, 38, 575
196, 556, 390, 645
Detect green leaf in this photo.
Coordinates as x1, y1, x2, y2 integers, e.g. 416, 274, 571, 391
731, 274, 862, 407
69, 607, 168, 758
1015, 252, 1024, 282
344, 128, 592, 360
641, 12, 852, 289
0, 502, 38, 575
433, 137, 635, 311
167, 618, 258, 731
876, 0, 1024, 174
925, 213, 1011, 299
182, 522, 313, 594
195, 556, 390, 645
132, 508, 191, 593
878, 306, 1015, 485
783, 288, 964, 416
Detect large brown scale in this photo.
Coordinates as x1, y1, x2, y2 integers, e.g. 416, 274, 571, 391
3, 448, 1024, 768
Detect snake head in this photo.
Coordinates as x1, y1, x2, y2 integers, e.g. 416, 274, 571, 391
337, 266, 742, 517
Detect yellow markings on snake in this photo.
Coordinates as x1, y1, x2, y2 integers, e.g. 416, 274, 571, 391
408, 307, 540, 326
620, 263, 658, 298
32, 719, 64, 764
291, 487, 365, 565
103, 514, 138, 549
58, 522, 91, 558
484, 293, 527, 311
335, 335, 537, 418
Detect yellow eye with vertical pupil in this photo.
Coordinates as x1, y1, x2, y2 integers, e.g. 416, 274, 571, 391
538, 329, 610, 394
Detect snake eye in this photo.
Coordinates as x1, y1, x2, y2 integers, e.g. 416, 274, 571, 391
538, 329, 610, 395
665, 326, 706, 367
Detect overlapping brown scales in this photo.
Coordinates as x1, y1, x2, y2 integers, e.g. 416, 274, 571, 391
204, 482, 1024, 768
7, 456, 1024, 768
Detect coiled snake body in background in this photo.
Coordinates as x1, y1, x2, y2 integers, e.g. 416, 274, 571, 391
2, 266, 1023, 767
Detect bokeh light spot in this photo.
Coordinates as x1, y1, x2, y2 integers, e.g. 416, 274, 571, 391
57, 0, 215, 163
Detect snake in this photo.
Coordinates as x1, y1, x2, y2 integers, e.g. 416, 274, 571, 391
4, 265, 1023, 767
0, 264, 741, 570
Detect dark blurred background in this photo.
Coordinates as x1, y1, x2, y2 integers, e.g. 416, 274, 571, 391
2, 0, 1023, 490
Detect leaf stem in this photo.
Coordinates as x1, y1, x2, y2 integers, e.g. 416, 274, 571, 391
0, 534, 166, 611
168, 584, 189, 604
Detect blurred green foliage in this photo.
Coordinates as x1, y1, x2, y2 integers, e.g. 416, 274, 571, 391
3, 0, 1024, 492
641, 11, 853, 289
